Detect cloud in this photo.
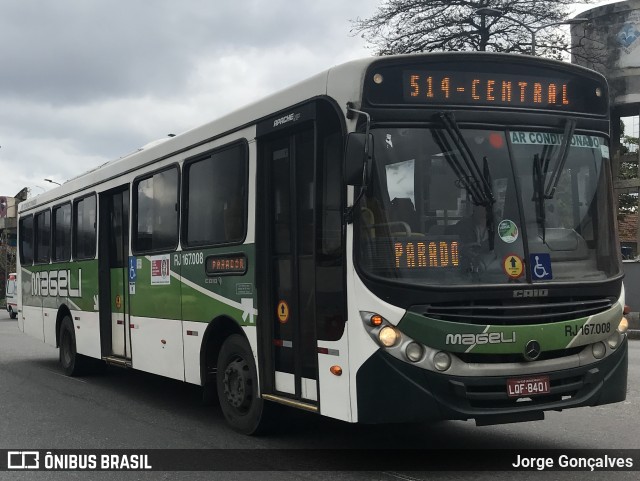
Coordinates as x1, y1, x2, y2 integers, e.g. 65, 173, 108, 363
0, 0, 376, 196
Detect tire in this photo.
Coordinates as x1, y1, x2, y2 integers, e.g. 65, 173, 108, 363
59, 316, 89, 376
216, 334, 270, 435
8, 307, 17, 320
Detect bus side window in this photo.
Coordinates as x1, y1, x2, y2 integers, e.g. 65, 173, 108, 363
134, 168, 179, 253
224, 197, 244, 242
34, 209, 51, 264
184, 141, 248, 247
52, 203, 72, 262
74, 195, 97, 260
19, 214, 34, 265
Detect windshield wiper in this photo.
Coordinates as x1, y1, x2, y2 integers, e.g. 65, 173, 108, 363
532, 150, 550, 243
482, 155, 495, 251
530, 119, 576, 243
544, 119, 576, 199
434, 112, 495, 250
432, 129, 485, 204
439, 111, 495, 207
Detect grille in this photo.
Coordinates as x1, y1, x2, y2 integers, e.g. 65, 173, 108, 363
456, 346, 583, 364
413, 297, 615, 325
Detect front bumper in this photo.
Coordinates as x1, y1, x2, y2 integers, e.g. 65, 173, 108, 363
355, 337, 628, 425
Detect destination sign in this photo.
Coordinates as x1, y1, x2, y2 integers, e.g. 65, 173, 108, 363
394, 240, 460, 270
403, 71, 571, 109
363, 58, 608, 115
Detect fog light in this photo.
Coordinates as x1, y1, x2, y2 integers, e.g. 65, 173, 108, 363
592, 342, 606, 359
405, 342, 424, 362
433, 351, 452, 371
607, 332, 622, 350
379, 326, 399, 347
618, 317, 629, 334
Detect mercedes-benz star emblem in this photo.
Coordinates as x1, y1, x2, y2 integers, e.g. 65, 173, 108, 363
524, 340, 542, 361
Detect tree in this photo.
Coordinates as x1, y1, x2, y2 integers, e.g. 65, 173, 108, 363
618, 119, 639, 216
351, 0, 596, 60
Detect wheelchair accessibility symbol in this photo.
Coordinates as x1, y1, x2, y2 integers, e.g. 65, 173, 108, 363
530, 253, 552, 280
129, 256, 137, 282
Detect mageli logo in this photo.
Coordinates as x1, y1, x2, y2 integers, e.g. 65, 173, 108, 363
445, 332, 516, 346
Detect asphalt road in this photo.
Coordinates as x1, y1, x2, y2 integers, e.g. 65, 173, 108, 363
0, 311, 638, 480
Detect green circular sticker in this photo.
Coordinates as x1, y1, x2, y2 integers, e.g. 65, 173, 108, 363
498, 219, 519, 243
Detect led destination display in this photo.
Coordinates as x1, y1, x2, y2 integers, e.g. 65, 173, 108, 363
404, 71, 571, 109
394, 240, 460, 270
364, 59, 607, 114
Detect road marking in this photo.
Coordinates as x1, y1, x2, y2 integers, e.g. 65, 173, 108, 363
383, 472, 425, 481
45, 369, 88, 383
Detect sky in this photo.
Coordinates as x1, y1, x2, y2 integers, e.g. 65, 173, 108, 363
0, 0, 379, 197
0, 1, 622, 198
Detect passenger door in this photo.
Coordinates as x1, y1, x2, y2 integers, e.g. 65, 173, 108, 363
258, 111, 320, 406
98, 186, 131, 360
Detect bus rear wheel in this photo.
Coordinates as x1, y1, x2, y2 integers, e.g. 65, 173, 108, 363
8, 307, 17, 319
59, 316, 89, 376
216, 334, 269, 435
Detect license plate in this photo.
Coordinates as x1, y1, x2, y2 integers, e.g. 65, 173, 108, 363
506, 376, 550, 398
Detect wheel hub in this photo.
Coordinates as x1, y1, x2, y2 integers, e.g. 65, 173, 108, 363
223, 358, 252, 411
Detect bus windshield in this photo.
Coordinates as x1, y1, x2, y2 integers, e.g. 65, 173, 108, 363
357, 127, 620, 286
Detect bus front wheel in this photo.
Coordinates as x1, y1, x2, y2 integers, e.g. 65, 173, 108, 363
216, 334, 269, 435
59, 316, 88, 376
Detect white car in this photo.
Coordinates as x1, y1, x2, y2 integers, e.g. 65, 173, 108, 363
5, 272, 17, 319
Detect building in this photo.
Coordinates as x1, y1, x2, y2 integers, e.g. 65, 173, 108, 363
571, 0, 640, 255
0, 188, 28, 305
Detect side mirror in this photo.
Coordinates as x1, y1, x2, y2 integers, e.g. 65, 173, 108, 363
345, 132, 374, 186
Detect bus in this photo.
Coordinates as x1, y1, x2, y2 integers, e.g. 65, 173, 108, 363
17, 52, 628, 434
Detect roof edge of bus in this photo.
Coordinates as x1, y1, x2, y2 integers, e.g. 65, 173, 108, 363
363, 51, 605, 78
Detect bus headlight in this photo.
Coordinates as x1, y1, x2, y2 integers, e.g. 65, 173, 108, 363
405, 342, 424, 362
433, 351, 452, 371
592, 342, 606, 359
379, 326, 400, 347
607, 332, 622, 350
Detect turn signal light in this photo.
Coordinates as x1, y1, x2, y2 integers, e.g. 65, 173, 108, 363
370, 314, 383, 327
330, 365, 343, 376
618, 317, 629, 334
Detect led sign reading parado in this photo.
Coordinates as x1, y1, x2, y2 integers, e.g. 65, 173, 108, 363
395, 240, 459, 269
403, 71, 571, 109
206, 254, 248, 276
